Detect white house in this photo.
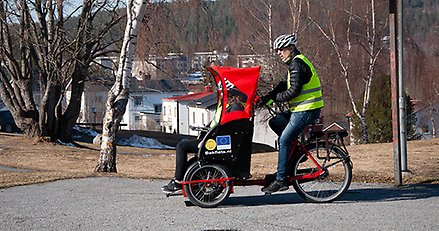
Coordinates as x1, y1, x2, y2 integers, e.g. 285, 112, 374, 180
94, 56, 118, 75
121, 78, 188, 131
161, 86, 214, 134
186, 94, 217, 136
76, 83, 109, 124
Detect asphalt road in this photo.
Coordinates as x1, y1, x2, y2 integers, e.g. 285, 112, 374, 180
1, 177, 438, 231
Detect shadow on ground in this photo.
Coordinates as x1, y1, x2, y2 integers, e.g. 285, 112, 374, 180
342, 184, 439, 202
185, 184, 439, 207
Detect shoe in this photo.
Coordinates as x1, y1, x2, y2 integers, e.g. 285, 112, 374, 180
261, 180, 289, 193
161, 178, 180, 190
162, 179, 182, 194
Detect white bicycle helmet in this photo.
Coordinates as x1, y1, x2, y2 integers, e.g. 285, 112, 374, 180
273, 34, 297, 50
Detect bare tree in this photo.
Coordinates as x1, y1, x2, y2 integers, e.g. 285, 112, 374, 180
232, 0, 280, 95
0, 0, 124, 141
95, 0, 147, 172
288, 0, 312, 34
309, 0, 387, 143
236, 0, 274, 54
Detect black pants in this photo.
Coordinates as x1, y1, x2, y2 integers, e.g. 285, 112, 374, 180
175, 138, 200, 181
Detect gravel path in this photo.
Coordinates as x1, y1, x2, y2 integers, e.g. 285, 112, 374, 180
1, 177, 438, 231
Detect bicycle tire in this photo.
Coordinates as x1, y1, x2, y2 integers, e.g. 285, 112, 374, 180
290, 142, 352, 202
183, 162, 232, 208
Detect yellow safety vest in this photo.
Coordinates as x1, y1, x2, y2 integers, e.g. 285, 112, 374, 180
287, 54, 324, 112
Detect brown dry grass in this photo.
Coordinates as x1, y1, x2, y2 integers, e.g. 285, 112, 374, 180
0, 132, 438, 188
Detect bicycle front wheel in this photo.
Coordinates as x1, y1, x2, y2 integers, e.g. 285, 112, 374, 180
183, 163, 232, 208
291, 143, 352, 202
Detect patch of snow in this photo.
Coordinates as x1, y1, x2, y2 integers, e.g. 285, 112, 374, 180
73, 126, 99, 137
71, 126, 174, 150
57, 139, 75, 147
117, 135, 174, 150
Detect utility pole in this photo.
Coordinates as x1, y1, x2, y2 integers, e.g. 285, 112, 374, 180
389, 0, 408, 186
397, 0, 408, 173
389, 0, 402, 186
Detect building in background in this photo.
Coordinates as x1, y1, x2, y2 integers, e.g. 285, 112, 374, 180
191, 51, 229, 71
186, 93, 217, 136
161, 86, 215, 135
122, 78, 188, 131
414, 102, 439, 139
133, 51, 229, 81
236, 54, 266, 68
75, 55, 189, 130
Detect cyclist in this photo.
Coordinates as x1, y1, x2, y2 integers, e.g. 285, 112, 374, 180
259, 33, 324, 193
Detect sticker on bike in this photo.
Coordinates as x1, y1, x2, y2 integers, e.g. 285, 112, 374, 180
216, 135, 231, 150
205, 139, 217, 151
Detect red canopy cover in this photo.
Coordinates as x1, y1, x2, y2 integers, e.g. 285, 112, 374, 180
207, 65, 261, 125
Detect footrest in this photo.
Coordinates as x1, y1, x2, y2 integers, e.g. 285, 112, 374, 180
165, 191, 183, 197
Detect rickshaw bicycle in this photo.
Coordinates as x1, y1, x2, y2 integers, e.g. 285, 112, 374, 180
167, 65, 353, 208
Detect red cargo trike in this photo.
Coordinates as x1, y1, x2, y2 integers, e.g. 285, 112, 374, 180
168, 65, 352, 208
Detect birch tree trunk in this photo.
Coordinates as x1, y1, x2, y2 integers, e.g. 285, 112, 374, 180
95, 0, 147, 172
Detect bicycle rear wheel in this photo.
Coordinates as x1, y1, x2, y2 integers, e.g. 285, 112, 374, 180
291, 143, 352, 202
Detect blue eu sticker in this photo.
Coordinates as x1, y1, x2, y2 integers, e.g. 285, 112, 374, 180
216, 135, 231, 150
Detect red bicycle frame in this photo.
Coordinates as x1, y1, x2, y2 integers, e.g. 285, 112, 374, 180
286, 139, 325, 182
180, 139, 325, 197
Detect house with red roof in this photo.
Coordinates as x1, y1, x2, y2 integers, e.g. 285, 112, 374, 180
186, 93, 217, 136
161, 86, 215, 135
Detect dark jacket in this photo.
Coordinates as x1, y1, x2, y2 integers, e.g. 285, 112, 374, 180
269, 49, 312, 103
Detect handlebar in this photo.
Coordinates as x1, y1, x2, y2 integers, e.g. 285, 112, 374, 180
255, 94, 279, 117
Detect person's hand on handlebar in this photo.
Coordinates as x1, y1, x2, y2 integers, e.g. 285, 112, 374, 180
257, 95, 275, 108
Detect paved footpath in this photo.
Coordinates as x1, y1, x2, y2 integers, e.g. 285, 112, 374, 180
1, 177, 438, 231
